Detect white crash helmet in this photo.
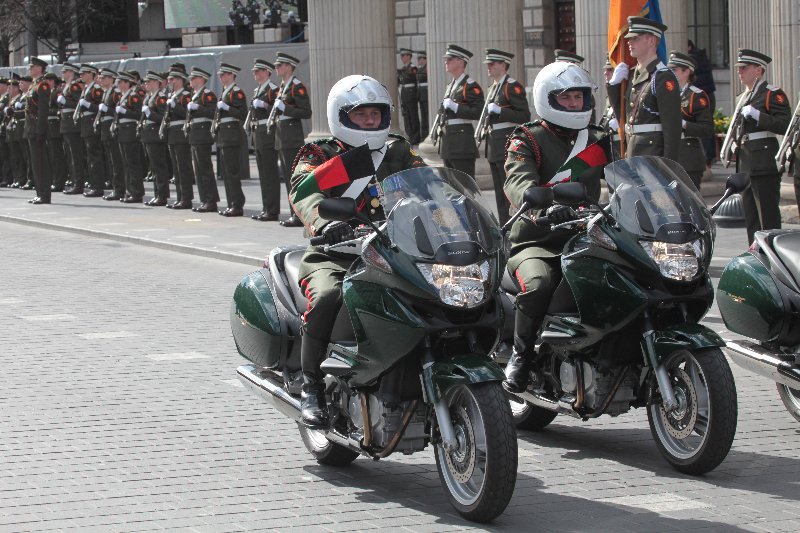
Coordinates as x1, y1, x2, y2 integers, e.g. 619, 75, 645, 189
327, 75, 393, 150
533, 62, 596, 130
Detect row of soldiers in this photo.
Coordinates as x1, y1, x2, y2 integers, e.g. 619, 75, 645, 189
0, 52, 312, 226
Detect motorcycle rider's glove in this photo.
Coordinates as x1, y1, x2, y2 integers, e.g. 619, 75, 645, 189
321, 221, 355, 244
546, 205, 579, 225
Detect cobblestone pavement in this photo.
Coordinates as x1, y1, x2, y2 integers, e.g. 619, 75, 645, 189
1, 199, 799, 532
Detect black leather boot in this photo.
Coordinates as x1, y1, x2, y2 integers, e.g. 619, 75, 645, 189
503, 311, 537, 393
300, 334, 329, 428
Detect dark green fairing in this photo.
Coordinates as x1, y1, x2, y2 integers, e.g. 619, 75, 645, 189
642, 324, 725, 365
717, 253, 785, 342
230, 270, 286, 369
422, 354, 506, 403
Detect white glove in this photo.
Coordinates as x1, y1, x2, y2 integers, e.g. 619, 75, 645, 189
217, 101, 229, 111
14, 102, 23, 109
443, 97, 458, 113
79, 98, 91, 109
56, 94, 66, 105
187, 102, 199, 111
609, 63, 629, 85
252, 98, 266, 109
608, 117, 619, 131
487, 102, 501, 115
742, 105, 760, 122
98, 103, 108, 113
115, 105, 126, 115
142, 105, 150, 117
274, 99, 285, 111
681, 119, 687, 130
168, 99, 176, 108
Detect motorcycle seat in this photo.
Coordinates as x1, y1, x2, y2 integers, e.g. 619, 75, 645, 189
282, 250, 310, 312
772, 232, 800, 289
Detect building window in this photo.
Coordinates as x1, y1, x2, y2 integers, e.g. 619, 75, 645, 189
688, 0, 729, 68
555, 0, 576, 52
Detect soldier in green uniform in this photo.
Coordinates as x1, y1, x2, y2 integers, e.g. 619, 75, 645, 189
18, 75, 33, 191
56, 63, 86, 194
186, 67, 220, 213
480, 48, 530, 225
606, 17, 681, 161
416, 50, 429, 142
598, 56, 622, 159
44, 73, 67, 192
667, 51, 713, 188
273, 52, 311, 227
5, 77, 25, 188
95, 68, 124, 200
727, 49, 791, 243
249, 58, 281, 221
140, 71, 171, 206
115, 71, 147, 202
0, 78, 10, 187
397, 48, 420, 145
437, 43, 484, 179
214, 63, 248, 216
164, 65, 195, 209
288, 75, 426, 427
74, 64, 106, 196
501, 62, 607, 392
25, 58, 51, 204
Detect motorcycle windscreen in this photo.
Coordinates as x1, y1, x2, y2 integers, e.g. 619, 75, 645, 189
379, 167, 502, 262
604, 156, 714, 243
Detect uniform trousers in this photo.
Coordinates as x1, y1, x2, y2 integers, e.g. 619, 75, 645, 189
28, 137, 52, 201
743, 173, 781, 243
144, 141, 171, 199
443, 158, 476, 180
62, 132, 86, 186
254, 131, 280, 215
47, 136, 67, 189
83, 135, 105, 190
103, 140, 125, 197
219, 144, 245, 208
418, 96, 429, 141
191, 143, 219, 204
509, 251, 561, 352
119, 140, 146, 199
401, 100, 421, 145
169, 142, 194, 202
489, 160, 511, 225
280, 147, 301, 217
0, 139, 10, 184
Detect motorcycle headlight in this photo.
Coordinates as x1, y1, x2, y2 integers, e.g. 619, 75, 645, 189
417, 260, 491, 308
639, 239, 703, 281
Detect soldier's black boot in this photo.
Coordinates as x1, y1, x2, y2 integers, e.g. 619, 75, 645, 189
503, 311, 536, 394
300, 334, 329, 428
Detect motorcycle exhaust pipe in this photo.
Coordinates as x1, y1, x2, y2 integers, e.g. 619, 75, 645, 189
237, 364, 302, 422
724, 340, 800, 389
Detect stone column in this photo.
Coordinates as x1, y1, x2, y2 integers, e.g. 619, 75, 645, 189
770, 0, 800, 104
659, 0, 688, 59
728, 0, 773, 105
575, 0, 609, 112
418, 0, 524, 171
306, 0, 396, 140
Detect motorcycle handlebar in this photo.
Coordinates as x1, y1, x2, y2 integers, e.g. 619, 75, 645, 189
309, 235, 326, 245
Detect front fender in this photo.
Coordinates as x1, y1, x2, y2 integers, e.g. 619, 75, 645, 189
422, 354, 505, 403
646, 323, 725, 365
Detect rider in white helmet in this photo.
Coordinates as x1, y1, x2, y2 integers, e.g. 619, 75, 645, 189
289, 74, 426, 428
501, 61, 610, 393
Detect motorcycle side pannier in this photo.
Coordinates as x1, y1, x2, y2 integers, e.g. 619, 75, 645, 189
717, 253, 800, 344
230, 269, 286, 368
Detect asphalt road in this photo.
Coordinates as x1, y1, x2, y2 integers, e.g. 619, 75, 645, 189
1, 185, 799, 532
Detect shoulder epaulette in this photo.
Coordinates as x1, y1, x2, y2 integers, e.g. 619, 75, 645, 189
507, 77, 517, 84
766, 84, 781, 91
689, 86, 704, 94
466, 77, 475, 84
292, 78, 302, 85
387, 132, 407, 144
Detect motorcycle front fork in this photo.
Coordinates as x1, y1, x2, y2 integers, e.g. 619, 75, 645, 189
641, 311, 679, 412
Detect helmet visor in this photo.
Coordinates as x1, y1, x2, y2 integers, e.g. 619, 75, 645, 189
547, 87, 593, 113
339, 103, 392, 131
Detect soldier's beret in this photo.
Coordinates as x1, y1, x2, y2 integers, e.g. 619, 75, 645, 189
667, 50, 696, 71
554, 49, 584, 64
735, 49, 771, 68
484, 48, 514, 64
275, 52, 300, 67
624, 17, 668, 38
28, 57, 48, 70
252, 58, 275, 71
444, 44, 473, 61
218, 62, 241, 75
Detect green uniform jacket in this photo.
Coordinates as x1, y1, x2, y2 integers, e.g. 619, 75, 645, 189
733, 80, 791, 177
58, 80, 83, 134
98, 88, 120, 142
188, 86, 217, 145
215, 83, 247, 147
677, 84, 713, 176
289, 135, 426, 278
439, 73, 484, 160
504, 120, 605, 267
166, 86, 191, 145
398, 63, 418, 104
115, 87, 144, 144
608, 58, 681, 161
140, 89, 168, 144
0, 92, 8, 138
24, 77, 50, 139
275, 76, 311, 150
47, 86, 62, 140
417, 64, 428, 103
252, 81, 279, 148
79, 82, 104, 139
485, 75, 530, 163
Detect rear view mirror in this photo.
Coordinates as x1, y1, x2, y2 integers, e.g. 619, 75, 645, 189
522, 186, 554, 211
318, 197, 358, 222
725, 173, 749, 194
552, 182, 588, 206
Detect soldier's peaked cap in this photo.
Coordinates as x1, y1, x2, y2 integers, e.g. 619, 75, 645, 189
80, 64, 99, 75
43, 72, 59, 82
168, 66, 188, 79
554, 49, 584, 64
484, 48, 514, 64
145, 70, 165, 82
170, 62, 187, 72
218, 62, 240, 75
735, 49, 771, 68
62, 62, 80, 73
99, 67, 117, 78
0, 77, 7, 84
189, 67, 211, 80
444, 44, 473, 61
11, 73, 20, 80
28, 57, 48, 69
398, 48, 413, 55
117, 71, 136, 83
275, 52, 300, 67
252, 58, 274, 71
667, 50, 696, 71
624, 17, 668, 38
19, 75, 32, 82
416, 50, 427, 58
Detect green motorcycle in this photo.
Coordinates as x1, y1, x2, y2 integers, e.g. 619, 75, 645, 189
230, 167, 517, 523
495, 156, 738, 475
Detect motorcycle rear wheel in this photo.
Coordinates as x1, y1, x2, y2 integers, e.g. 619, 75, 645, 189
298, 424, 360, 466
435, 382, 517, 523
776, 383, 800, 423
647, 348, 737, 475
508, 394, 558, 431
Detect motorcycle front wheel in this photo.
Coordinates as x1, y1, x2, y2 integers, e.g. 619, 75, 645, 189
434, 382, 517, 523
647, 348, 737, 475
777, 383, 800, 422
